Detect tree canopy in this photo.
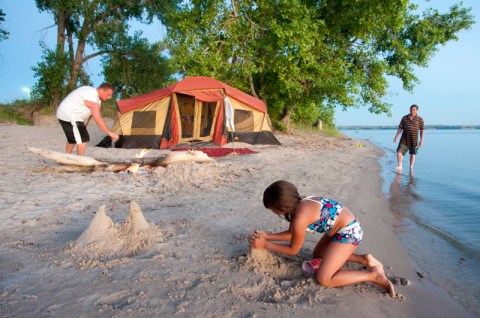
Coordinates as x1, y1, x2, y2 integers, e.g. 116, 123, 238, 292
165, 0, 474, 127
31, 0, 180, 108
0, 9, 9, 42
29, 0, 474, 127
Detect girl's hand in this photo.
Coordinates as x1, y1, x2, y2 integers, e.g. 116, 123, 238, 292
252, 230, 266, 239
249, 235, 267, 249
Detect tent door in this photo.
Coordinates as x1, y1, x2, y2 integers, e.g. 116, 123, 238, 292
195, 101, 217, 141
178, 94, 217, 143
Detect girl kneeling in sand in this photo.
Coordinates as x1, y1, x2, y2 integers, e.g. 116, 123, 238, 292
249, 180, 395, 296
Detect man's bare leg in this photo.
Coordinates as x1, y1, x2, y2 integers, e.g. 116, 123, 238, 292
66, 143, 75, 154
396, 152, 403, 171
410, 154, 416, 170
77, 143, 87, 156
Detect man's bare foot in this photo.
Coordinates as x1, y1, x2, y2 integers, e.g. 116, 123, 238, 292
364, 254, 383, 269
396, 166, 402, 172
371, 266, 396, 297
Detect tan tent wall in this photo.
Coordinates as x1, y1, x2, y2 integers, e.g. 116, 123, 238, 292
260, 113, 273, 131
227, 96, 265, 132
119, 97, 170, 136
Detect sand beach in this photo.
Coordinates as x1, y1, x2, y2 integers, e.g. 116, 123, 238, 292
0, 121, 473, 317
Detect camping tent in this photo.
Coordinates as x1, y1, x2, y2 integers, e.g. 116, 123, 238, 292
98, 76, 280, 149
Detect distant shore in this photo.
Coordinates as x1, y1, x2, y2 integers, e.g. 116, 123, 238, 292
338, 125, 480, 130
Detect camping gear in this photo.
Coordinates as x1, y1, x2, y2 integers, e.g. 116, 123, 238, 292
97, 76, 281, 149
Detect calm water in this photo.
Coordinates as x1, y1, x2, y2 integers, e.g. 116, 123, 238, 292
342, 129, 480, 315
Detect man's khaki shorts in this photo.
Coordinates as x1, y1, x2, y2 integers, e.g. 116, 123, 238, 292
397, 143, 418, 155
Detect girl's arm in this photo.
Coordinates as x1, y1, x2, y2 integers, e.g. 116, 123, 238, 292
250, 218, 308, 256
254, 229, 292, 241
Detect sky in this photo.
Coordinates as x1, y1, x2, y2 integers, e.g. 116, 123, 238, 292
0, 0, 478, 126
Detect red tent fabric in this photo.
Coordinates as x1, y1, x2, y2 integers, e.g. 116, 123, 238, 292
117, 76, 266, 114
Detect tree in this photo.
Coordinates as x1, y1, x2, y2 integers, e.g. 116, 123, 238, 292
32, 0, 180, 108
102, 34, 175, 99
0, 9, 9, 42
165, 0, 474, 128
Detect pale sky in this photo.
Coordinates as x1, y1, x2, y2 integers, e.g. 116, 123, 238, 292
0, 0, 478, 126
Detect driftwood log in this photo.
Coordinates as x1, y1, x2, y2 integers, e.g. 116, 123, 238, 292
28, 147, 214, 173
28, 147, 130, 172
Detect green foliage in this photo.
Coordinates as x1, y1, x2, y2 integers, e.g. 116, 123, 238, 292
32, 0, 181, 108
100, 98, 119, 119
0, 9, 8, 42
165, 0, 474, 126
31, 43, 71, 108
0, 99, 39, 125
0, 106, 31, 125
294, 121, 340, 137
321, 125, 340, 137
102, 36, 174, 98
271, 120, 287, 133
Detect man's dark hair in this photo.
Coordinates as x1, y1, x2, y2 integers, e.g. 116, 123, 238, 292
98, 82, 114, 91
410, 104, 419, 110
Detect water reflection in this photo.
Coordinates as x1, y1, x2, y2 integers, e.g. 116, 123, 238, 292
389, 172, 422, 216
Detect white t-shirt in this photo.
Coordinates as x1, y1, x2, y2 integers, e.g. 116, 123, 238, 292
56, 86, 101, 123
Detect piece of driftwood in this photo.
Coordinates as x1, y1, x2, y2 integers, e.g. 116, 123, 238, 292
28, 147, 108, 167
28, 147, 215, 172
32, 163, 131, 173
160, 150, 215, 166
97, 157, 166, 167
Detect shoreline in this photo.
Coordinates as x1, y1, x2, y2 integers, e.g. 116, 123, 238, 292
351, 129, 480, 316
345, 138, 473, 317
0, 124, 473, 317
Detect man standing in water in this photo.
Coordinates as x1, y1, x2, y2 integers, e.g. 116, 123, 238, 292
56, 83, 119, 155
393, 104, 424, 172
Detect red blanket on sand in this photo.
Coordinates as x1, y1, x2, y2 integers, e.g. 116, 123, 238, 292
172, 147, 257, 157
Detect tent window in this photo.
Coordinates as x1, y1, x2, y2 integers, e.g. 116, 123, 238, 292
132, 111, 156, 128
234, 109, 254, 132
131, 111, 156, 135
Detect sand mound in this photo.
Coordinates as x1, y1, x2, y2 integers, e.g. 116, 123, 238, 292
238, 248, 303, 280
76, 205, 116, 247
65, 201, 167, 268
153, 161, 237, 191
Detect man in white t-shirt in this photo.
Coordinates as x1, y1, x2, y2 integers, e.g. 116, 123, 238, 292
56, 83, 119, 155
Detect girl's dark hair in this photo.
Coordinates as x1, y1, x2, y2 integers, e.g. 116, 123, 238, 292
263, 180, 301, 222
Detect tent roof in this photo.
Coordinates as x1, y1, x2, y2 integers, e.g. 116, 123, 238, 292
117, 76, 266, 114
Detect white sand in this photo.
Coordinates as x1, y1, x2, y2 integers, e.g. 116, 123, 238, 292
0, 122, 474, 317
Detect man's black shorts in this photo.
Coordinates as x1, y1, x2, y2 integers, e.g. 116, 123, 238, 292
59, 119, 90, 144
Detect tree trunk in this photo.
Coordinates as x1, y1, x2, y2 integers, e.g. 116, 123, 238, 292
53, 7, 67, 109
69, 40, 87, 87
68, 18, 90, 88
280, 107, 295, 132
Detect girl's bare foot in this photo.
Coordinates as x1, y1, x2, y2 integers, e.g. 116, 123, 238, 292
364, 254, 383, 268
370, 266, 396, 297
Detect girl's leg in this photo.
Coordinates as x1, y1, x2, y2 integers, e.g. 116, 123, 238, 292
314, 236, 383, 269
316, 241, 395, 296
312, 234, 331, 258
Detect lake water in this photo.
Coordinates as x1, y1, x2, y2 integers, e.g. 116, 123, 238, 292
342, 129, 480, 315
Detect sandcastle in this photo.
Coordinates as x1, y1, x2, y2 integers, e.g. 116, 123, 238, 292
69, 201, 165, 264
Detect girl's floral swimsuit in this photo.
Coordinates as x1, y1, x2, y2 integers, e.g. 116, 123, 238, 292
303, 196, 363, 246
